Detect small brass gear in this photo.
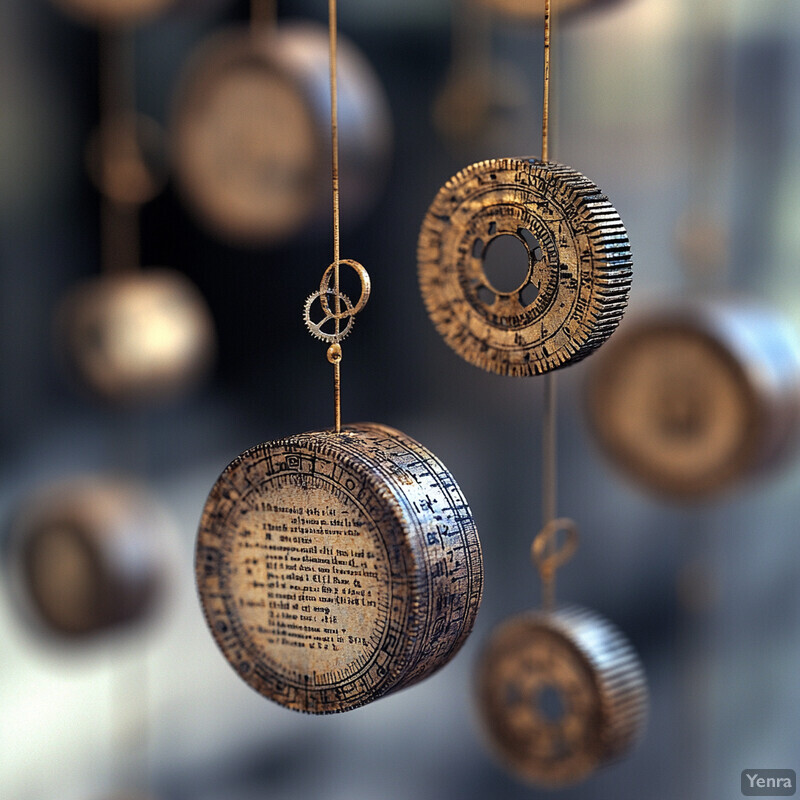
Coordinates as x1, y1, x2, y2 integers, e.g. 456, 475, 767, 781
303, 290, 355, 343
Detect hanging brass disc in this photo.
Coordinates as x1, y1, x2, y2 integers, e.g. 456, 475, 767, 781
4, 478, 166, 638
476, 606, 647, 786
418, 158, 632, 376
47, 0, 177, 27
585, 299, 800, 500
171, 22, 391, 245
57, 268, 216, 406
196, 422, 483, 714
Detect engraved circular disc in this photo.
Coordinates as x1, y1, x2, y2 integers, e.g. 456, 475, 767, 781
418, 158, 632, 376
57, 268, 216, 406
172, 30, 320, 243
586, 300, 800, 499
476, 606, 647, 786
171, 23, 391, 245
4, 478, 166, 637
196, 422, 483, 714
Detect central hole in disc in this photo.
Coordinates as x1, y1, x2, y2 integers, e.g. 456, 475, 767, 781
482, 234, 531, 294
536, 685, 566, 722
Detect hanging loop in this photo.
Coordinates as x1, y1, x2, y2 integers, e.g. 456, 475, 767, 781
531, 517, 578, 582
318, 259, 371, 319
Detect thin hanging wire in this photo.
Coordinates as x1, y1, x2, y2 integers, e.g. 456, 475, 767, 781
542, 373, 557, 529
539, 373, 559, 609
304, 0, 369, 432
97, 30, 154, 796
678, 0, 730, 292
329, 0, 343, 432
541, 0, 555, 532
99, 31, 152, 791
329, 0, 341, 316
541, 0, 551, 163
539, 0, 560, 610
99, 30, 139, 274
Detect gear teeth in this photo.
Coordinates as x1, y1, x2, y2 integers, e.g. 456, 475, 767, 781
335, 320, 354, 343
418, 157, 632, 376
476, 605, 647, 786
303, 290, 355, 343
303, 293, 319, 336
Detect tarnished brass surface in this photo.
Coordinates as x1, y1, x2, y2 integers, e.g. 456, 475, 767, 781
171, 22, 391, 245
57, 268, 216, 406
48, 0, 176, 27
196, 422, 483, 714
477, 0, 623, 21
418, 158, 632, 376
586, 299, 800, 500
5, 479, 165, 637
476, 606, 647, 786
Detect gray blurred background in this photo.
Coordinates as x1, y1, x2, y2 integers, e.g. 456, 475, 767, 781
2, 0, 800, 798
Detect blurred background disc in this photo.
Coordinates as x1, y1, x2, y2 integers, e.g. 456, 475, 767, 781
585, 299, 800, 500
56, 268, 216, 407
4, 477, 169, 638
170, 20, 392, 246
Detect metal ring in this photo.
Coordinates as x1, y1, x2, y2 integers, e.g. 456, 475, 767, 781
318, 259, 371, 319
531, 517, 579, 576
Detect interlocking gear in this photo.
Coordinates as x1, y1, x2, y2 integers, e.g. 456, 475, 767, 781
303, 290, 356, 343
303, 258, 371, 344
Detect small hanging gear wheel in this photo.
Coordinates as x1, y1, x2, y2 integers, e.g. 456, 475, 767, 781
302, 258, 371, 344
476, 605, 647, 786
